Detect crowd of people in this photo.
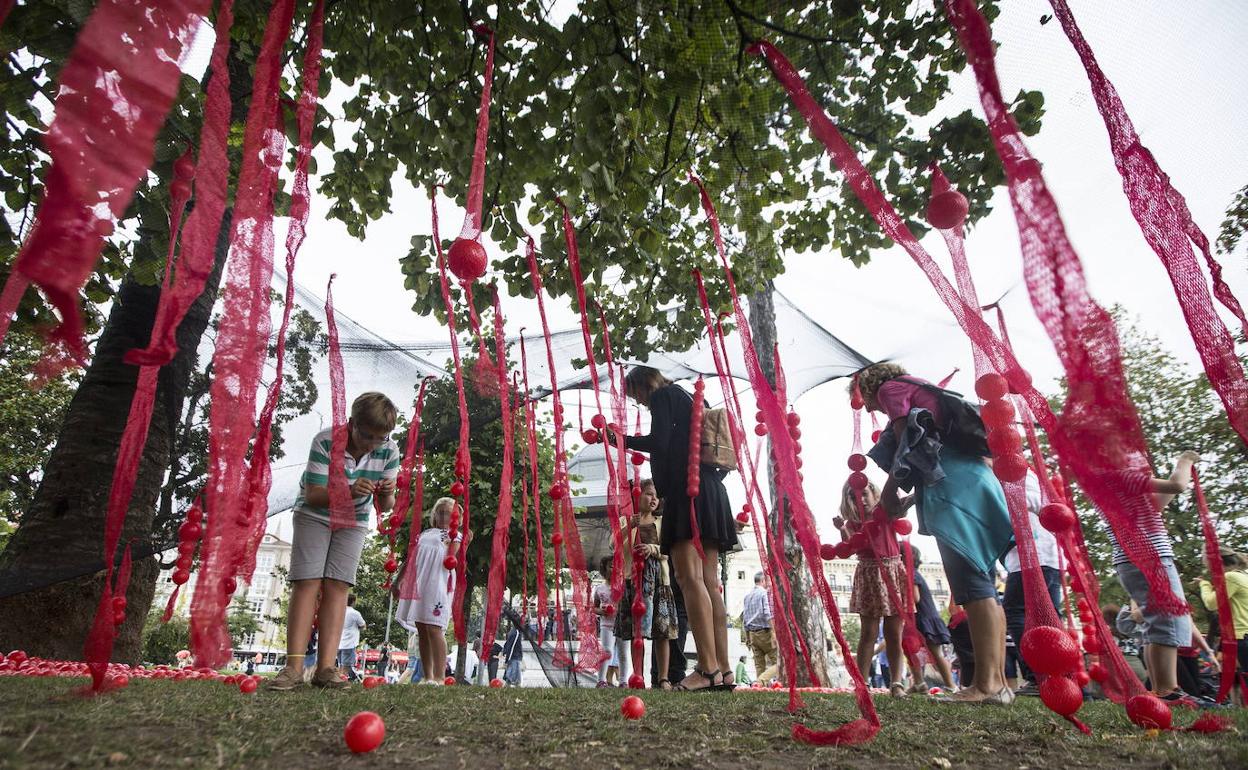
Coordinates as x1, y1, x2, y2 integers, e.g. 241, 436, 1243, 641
255, 366, 1246, 705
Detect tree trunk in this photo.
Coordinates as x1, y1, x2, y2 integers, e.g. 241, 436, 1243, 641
0, 214, 231, 661
747, 281, 831, 686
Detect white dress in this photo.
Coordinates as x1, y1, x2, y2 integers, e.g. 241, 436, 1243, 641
396, 527, 459, 630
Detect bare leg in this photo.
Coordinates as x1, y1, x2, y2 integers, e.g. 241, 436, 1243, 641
954, 597, 1007, 699
927, 641, 957, 689
882, 615, 904, 686
417, 625, 433, 681
656, 638, 671, 687
672, 540, 715, 688
699, 546, 730, 676
316, 579, 351, 674
856, 615, 881, 685
1145, 643, 1180, 695
285, 579, 322, 665
606, 665, 618, 686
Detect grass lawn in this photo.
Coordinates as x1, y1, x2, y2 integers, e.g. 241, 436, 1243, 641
0, 678, 1245, 769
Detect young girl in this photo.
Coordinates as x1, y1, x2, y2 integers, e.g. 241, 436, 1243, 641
910, 548, 957, 691
395, 497, 463, 684
615, 479, 680, 689
836, 479, 907, 697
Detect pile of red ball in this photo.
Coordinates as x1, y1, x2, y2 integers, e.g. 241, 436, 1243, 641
0, 650, 275, 694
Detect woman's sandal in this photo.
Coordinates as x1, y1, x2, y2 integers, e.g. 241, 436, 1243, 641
673, 669, 717, 692
659, 678, 673, 691
713, 670, 737, 691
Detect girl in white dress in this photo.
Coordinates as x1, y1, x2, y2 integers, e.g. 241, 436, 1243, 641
396, 497, 463, 683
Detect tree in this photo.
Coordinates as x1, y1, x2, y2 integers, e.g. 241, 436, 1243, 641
1217, 182, 1248, 258
1049, 310, 1248, 616
140, 609, 189, 666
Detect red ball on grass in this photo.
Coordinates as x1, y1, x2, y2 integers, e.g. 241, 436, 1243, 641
448, 238, 488, 283
343, 711, 387, 754
621, 695, 646, 720
443, 676, 457, 686
239, 676, 258, 694
363, 676, 382, 689
1020, 626, 1080, 676
490, 678, 504, 688
927, 189, 969, 230
1039, 675, 1082, 717
1126, 693, 1172, 731
628, 674, 645, 690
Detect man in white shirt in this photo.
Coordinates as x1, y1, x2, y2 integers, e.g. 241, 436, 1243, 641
338, 595, 367, 682
1002, 472, 1062, 694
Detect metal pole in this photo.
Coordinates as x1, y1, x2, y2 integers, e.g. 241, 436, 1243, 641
383, 589, 394, 648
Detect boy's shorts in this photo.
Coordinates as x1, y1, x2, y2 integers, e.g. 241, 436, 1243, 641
289, 512, 368, 585
936, 539, 998, 605
1115, 557, 1192, 647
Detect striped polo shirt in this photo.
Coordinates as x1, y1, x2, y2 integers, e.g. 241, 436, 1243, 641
294, 426, 400, 526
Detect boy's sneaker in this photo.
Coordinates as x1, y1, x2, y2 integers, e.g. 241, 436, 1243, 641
311, 666, 349, 689
1014, 681, 1040, 697
265, 666, 306, 691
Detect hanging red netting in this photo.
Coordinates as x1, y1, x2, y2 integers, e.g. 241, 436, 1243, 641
749, 32, 1186, 618
240, 0, 325, 581
518, 331, 548, 639
446, 25, 495, 284
690, 175, 878, 744
191, 0, 296, 669
0, 0, 209, 368
1048, 0, 1248, 452
323, 274, 355, 531
1192, 468, 1244, 703
478, 288, 517, 658
394, 378, 434, 601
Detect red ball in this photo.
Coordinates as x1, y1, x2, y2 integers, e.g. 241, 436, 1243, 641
870, 430, 882, 443
621, 695, 646, 720
223, 577, 237, 596
113, 611, 126, 626
819, 543, 837, 561
992, 453, 1029, 483
630, 452, 645, 466
1076, 598, 1091, 615
755, 410, 766, 424
902, 633, 924, 656
631, 602, 646, 618
387, 513, 403, 531
1020, 626, 1081, 676
343, 711, 387, 753
793, 456, 804, 470
850, 392, 865, 410
549, 484, 566, 501
581, 429, 600, 445
368, 676, 386, 689
789, 426, 802, 441
591, 414, 607, 430
1075, 670, 1091, 687
987, 428, 1023, 457
893, 518, 913, 536
447, 238, 488, 282
384, 558, 398, 574
1081, 636, 1100, 654
847, 472, 869, 491
177, 540, 196, 557
980, 398, 1016, 429
847, 454, 868, 472
786, 412, 800, 428
112, 596, 127, 612
927, 189, 969, 230
1007, 368, 1033, 395
108, 673, 130, 689
1039, 675, 1082, 717
754, 424, 768, 437
1126, 693, 1172, 731
551, 533, 564, 546
490, 678, 504, 688
792, 441, 802, 455
627, 674, 645, 689
1039, 503, 1076, 533
443, 676, 457, 686
1087, 663, 1108, 683
173, 154, 196, 180
178, 521, 202, 542
239, 676, 258, 694
442, 555, 458, 570
602, 604, 615, 617
975, 373, 1009, 401
736, 511, 749, 524
450, 481, 465, 497
834, 542, 855, 560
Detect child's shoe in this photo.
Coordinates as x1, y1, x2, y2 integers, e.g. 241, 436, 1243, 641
311, 666, 349, 689
265, 665, 306, 691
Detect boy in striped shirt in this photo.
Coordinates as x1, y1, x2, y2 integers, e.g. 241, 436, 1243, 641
268, 392, 401, 690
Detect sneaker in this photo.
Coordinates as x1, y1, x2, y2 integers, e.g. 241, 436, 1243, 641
1014, 682, 1040, 697
596, 680, 610, 688
889, 682, 909, 698
982, 686, 1016, 706
311, 666, 349, 689
1159, 690, 1226, 709
265, 665, 306, 691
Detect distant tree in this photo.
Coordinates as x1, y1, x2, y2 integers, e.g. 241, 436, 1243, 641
140, 610, 188, 666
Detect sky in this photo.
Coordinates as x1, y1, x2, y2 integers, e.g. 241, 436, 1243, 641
262, 0, 1248, 553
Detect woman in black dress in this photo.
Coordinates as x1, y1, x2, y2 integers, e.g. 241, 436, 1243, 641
622, 366, 738, 691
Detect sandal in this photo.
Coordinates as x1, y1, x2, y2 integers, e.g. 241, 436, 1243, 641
673, 669, 717, 692
659, 678, 673, 691
714, 670, 737, 691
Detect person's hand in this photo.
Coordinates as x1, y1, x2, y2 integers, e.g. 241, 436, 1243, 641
351, 477, 376, 498
832, 516, 844, 530
1178, 450, 1202, 464
629, 514, 641, 529
375, 477, 396, 496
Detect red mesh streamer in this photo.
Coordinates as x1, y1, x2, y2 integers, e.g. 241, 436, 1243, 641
518, 331, 548, 639
192, 0, 295, 668
395, 380, 432, 601
457, 25, 495, 242
240, 0, 324, 580
478, 289, 516, 656
524, 232, 605, 672
1050, 0, 1248, 447
0, 0, 209, 366
323, 274, 354, 530
1192, 468, 1241, 703
429, 191, 474, 645
750, 33, 1185, 616
691, 177, 877, 742
513, 372, 530, 615
593, 303, 633, 601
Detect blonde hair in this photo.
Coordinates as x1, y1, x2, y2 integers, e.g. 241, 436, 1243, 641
430, 497, 456, 528
839, 478, 881, 524
853, 362, 908, 403
351, 392, 398, 432
624, 366, 672, 401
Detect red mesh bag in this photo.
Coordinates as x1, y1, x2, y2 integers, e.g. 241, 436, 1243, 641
478, 289, 517, 656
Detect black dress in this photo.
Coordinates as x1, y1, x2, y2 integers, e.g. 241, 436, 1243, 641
625, 384, 737, 555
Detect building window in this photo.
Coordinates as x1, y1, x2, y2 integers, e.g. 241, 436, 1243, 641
256, 551, 276, 575
241, 633, 256, 648
249, 600, 263, 617
737, 571, 745, 581
936, 578, 943, 591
